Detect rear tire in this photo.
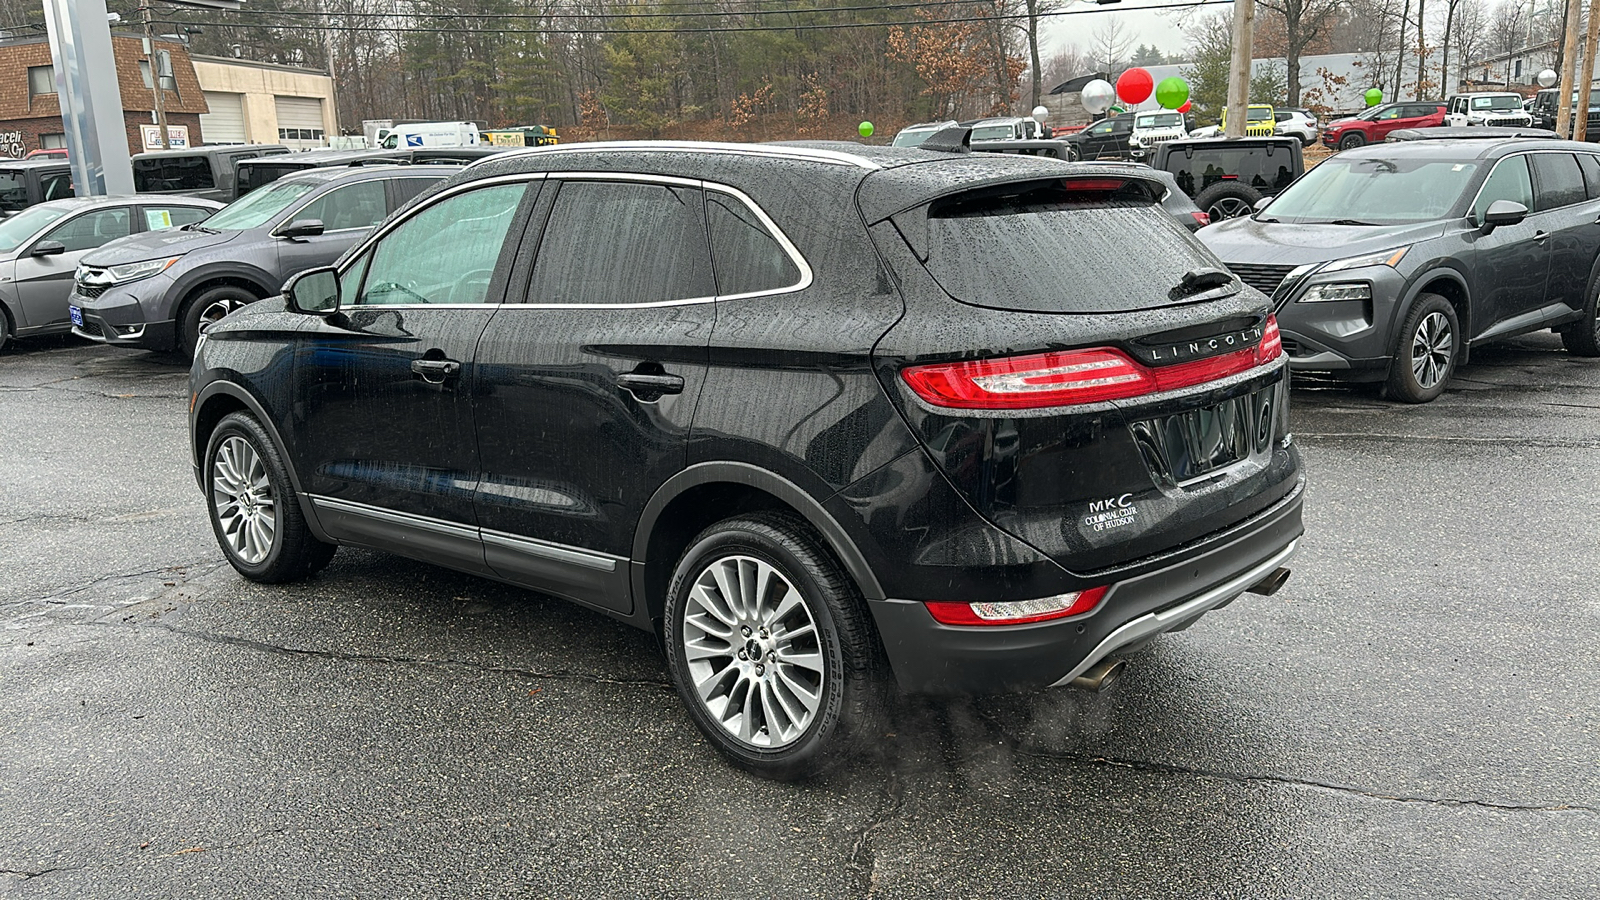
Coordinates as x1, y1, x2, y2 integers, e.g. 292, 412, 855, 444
1559, 273, 1600, 357
1386, 294, 1458, 403
204, 411, 335, 582
663, 512, 887, 780
1194, 181, 1263, 221
1339, 132, 1367, 150
180, 285, 255, 360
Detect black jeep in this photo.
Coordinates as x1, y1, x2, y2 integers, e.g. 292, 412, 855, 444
1153, 137, 1304, 221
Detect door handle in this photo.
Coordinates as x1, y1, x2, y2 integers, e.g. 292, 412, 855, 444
1535, 230, 1549, 243
410, 358, 461, 384
617, 371, 685, 398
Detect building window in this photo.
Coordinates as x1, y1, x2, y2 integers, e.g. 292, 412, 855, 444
1515, 59, 1523, 78
278, 127, 325, 141
28, 65, 54, 99
41, 134, 67, 149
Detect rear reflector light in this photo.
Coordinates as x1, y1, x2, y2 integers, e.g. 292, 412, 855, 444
1191, 211, 1212, 228
925, 586, 1110, 626
902, 315, 1283, 410
1062, 178, 1132, 192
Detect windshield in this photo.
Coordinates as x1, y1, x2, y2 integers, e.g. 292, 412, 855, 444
1472, 95, 1521, 110
0, 204, 69, 252
1136, 113, 1183, 128
1258, 156, 1478, 225
970, 124, 1016, 141
893, 128, 941, 148
1248, 108, 1272, 121
205, 181, 317, 230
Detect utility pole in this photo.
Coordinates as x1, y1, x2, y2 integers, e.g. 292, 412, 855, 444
1417, 0, 1428, 97
1225, 0, 1255, 137
1580, 0, 1600, 140
142, 4, 170, 149
1560, 0, 1583, 135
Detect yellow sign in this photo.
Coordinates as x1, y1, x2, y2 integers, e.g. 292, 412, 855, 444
488, 132, 526, 147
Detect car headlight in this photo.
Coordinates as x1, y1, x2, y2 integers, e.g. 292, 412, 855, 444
1321, 246, 1408, 272
1299, 282, 1373, 303
106, 257, 181, 285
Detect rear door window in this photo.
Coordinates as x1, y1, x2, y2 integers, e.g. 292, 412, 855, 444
1531, 153, 1586, 210
1577, 153, 1600, 198
705, 190, 803, 296
392, 177, 442, 209
524, 180, 714, 306
908, 177, 1230, 314
141, 205, 211, 230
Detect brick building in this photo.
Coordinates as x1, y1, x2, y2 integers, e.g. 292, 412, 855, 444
0, 32, 208, 159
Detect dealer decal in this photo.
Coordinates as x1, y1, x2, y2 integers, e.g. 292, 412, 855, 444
1082, 493, 1140, 533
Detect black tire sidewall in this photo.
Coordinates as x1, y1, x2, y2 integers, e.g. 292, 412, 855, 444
1387, 294, 1458, 403
181, 286, 254, 359
1560, 265, 1600, 356
663, 519, 851, 778
1194, 181, 1263, 220
203, 411, 328, 582
1340, 133, 1366, 149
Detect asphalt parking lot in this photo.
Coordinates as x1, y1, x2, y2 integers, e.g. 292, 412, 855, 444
3, 334, 1598, 899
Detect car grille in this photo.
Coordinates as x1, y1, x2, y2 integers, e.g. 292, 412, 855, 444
76, 319, 104, 338
76, 284, 108, 300
1483, 115, 1530, 127
1227, 262, 1297, 296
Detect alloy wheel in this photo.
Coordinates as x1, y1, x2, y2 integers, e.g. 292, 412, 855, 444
1410, 310, 1454, 390
198, 298, 235, 334
680, 555, 825, 750
1209, 197, 1252, 219
211, 435, 277, 565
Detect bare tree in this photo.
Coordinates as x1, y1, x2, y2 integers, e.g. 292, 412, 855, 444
1023, 0, 1066, 109
1091, 18, 1135, 78
1489, 0, 1529, 85
1441, 0, 1487, 91
1040, 43, 1091, 91
1256, 0, 1350, 104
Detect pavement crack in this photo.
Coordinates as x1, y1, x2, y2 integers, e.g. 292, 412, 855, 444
0, 865, 80, 879
847, 768, 904, 896
0, 513, 94, 528
93, 621, 674, 689
162, 827, 288, 858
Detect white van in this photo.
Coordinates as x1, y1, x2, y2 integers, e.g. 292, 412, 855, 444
376, 121, 482, 150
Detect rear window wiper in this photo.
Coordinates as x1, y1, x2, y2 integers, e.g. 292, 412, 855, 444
1169, 267, 1235, 300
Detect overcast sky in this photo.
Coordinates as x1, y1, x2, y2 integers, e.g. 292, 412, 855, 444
1038, 0, 1238, 64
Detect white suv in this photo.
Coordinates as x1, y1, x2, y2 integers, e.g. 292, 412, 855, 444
1128, 110, 1188, 159
1273, 108, 1319, 145
1445, 93, 1534, 127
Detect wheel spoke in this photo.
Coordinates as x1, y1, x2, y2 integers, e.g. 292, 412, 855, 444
775, 666, 822, 714
776, 649, 824, 673
683, 636, 732, 662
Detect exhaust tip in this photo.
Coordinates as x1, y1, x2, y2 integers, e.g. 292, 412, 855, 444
1247, 566, 1292, 597
1069, 657, 1125, 692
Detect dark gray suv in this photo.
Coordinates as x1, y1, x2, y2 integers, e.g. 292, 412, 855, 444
70, 165, 454, 358
1200, 137, 1600, 402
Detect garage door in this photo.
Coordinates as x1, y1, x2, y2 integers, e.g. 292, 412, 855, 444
275, 96, 325, 148
200, 91, 246, 144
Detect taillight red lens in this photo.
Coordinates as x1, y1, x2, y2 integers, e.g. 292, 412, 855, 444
925, 586, 1110, 626
1191, 211, 1212, 228
901, 314, 1283, 410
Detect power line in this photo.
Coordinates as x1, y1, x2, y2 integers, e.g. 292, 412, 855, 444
198, 0, 984, 21
154, 0, 1233, 35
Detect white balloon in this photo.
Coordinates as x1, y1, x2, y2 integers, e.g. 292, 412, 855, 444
1031, 105, 1050, 122
1080, 80, 1115, 115
1537, 68, 1559, 88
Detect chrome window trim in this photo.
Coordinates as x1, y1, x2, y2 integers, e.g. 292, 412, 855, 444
702, 182, 814, 301
465, 140, 881, 171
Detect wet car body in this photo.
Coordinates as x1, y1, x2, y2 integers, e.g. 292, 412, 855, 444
1200, 137, 1600, 400
189, 140, 1303, 774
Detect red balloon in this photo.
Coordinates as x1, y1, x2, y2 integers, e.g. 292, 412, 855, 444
1178, 100, 1192, 114
1117, 68, 1154, 105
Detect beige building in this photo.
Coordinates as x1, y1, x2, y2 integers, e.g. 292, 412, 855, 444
191, 55, 338, 150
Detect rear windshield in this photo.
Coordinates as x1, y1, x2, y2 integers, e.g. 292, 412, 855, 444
893, 128, 940, 148
133, 156, 215, 192
236, 163, 310, 197
905, 178, 1231, 314
970, 123, 1017, 141
1163, 144, 1298, 197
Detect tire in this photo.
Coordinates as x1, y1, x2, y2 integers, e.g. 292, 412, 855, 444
663, 512, 887, 780
1193, 181, 1263, 221
1065, 143, 1081, 161
1386, 294, 1459, 403
1339, 132, 1367, 150
180, 285, 255, 360
1558, 273, 1600, 357
204, 411, 336, 583
0, 306, 11, 353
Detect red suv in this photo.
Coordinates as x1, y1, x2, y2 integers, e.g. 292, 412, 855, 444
1321, 102, 1447, 149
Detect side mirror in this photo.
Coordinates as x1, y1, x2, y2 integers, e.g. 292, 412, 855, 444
279, 218, 325, 239
1480, 199, 1528, 232
284, 266, 340, 315
30, 240, 66, 256
1253, 196, 1273, 213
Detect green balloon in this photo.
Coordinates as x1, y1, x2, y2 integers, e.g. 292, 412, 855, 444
1110, 104, 1126, 115
858, 121, 874, 137
1365, 88, 1384, 107
1155, 76, 1190, 110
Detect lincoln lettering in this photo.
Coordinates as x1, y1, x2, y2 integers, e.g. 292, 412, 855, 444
1148, 326, 1264, 362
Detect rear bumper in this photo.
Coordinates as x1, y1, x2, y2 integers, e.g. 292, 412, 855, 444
868, 476, 1304, 695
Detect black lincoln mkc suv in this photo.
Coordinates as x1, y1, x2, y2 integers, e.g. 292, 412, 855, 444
188, 135, 1305, 778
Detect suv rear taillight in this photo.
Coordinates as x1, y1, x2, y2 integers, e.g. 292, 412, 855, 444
1191, 211, 1211, 228
902, 316, 1283, 410
925, 586, 1110, 626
